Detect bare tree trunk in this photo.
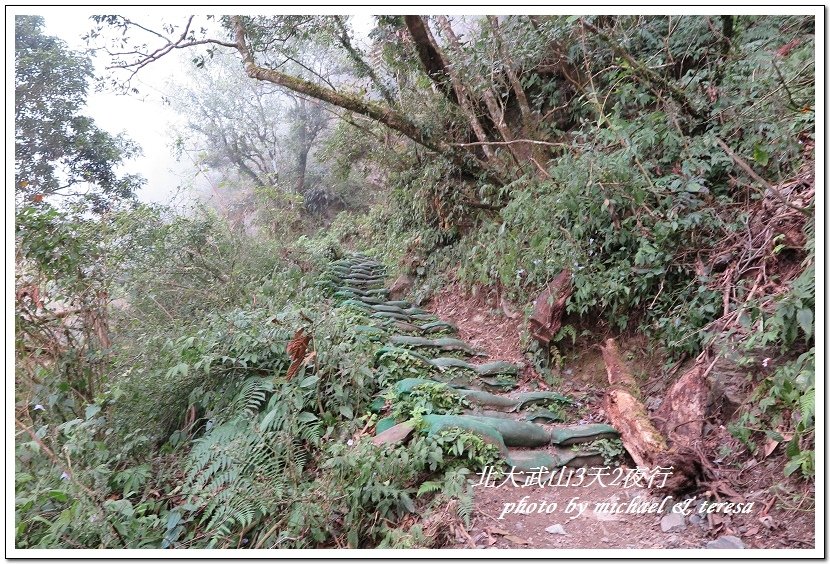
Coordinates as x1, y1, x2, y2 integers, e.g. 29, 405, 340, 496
436, 16, 526, 165
600, 338, 703, 494
415, 16, 495, 162
403, 15, 458, 105
601, 338, 668, 468
487, 16, 534, 131
295, 141, 308, 193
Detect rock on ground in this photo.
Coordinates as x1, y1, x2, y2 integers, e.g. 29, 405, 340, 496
660, 512, 687, 533
705, 535, 745, 549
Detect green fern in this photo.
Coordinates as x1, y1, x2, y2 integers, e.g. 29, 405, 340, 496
799, 388, 815, 424
416, 480, 442, 497
554, 324, 578, 345
223, 377, 275, 422
456, 489, 474, 527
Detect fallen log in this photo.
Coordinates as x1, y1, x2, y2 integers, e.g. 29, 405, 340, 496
601, 338, 704, 494
601, 338, 667, 467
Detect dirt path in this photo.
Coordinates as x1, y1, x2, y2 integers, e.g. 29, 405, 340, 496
460, 476, 710, 549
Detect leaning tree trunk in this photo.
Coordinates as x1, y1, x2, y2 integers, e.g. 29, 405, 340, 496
403, 15, 458, 105
436, 16, 526, 166
230, 17, 503, 187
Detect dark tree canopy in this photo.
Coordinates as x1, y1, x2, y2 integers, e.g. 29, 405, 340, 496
15, 15, 143, 211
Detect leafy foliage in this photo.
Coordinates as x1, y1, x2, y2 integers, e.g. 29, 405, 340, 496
15, 13, 815, 551
15, 16, 143, 210
386, 382, 469, 421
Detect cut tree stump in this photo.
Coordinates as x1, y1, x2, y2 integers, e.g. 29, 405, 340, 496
601, 338, 703, 493
528, 270, 572, 346
654, 354, 712, 449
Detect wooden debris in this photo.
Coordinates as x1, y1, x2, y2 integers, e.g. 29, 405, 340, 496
601, 338, 704, 493
654, 354, 713, 449
528, 270, 572, 346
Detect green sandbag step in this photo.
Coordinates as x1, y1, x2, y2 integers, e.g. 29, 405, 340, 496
419, 321, 457, 334
421, 414, 509, 456
410, 313, 436, 321
393, 377, 442, 395
428, 357, 518, 376
374, 346, 433, 364
370, 397, 387, 413
333, 290, 386, 305
371, 304, 408, 315
342, 275, 383, 283
392, 320, 423, 333
403, 307, 429, 316
422, 414, 549, 448
346, 273, 386, 282
389, 335, 483, 356
475, 375, 519, 391
371, 311, 412, 322
339, 299, 372, 311
456, 390, 571, 411
462, 415, 551, 447
336, 286, 389, 298
352, 270, 386, 279
524, 408, 564, 423
549, 424, 619, 446
376, 417, 397, 433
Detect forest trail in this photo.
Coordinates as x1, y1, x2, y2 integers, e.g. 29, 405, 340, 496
326, 253, 814, 549
419, 278, 814, 550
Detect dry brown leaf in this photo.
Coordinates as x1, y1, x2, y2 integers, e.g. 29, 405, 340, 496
286, 328, 311, 380
503, 534, 530, 546
762, 438, 780, 458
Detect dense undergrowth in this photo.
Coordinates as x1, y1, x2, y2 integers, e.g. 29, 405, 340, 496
15, 14, 815, 549
16, 208, 487, 548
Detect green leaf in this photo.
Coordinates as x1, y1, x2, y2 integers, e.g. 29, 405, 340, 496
399, 492, 416, 513
786, 438, 800, 458
166, 510, 182, 531
753, 146, 770, 167
260, 408, 279, 430
339, 405, 354, 419
297, 411, 318, 423
796, 308, 813, 339
85, 404, 101, 419
799, 389, 815, 422
783, 458, 802, 477
347, 528, 359, 548
417, 481, 442, 497
299, 375, 319, 388
47, 490, 69, 503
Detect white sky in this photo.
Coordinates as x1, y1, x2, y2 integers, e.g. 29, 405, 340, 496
37, 12, 208, 205
29, 11, 376, 207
